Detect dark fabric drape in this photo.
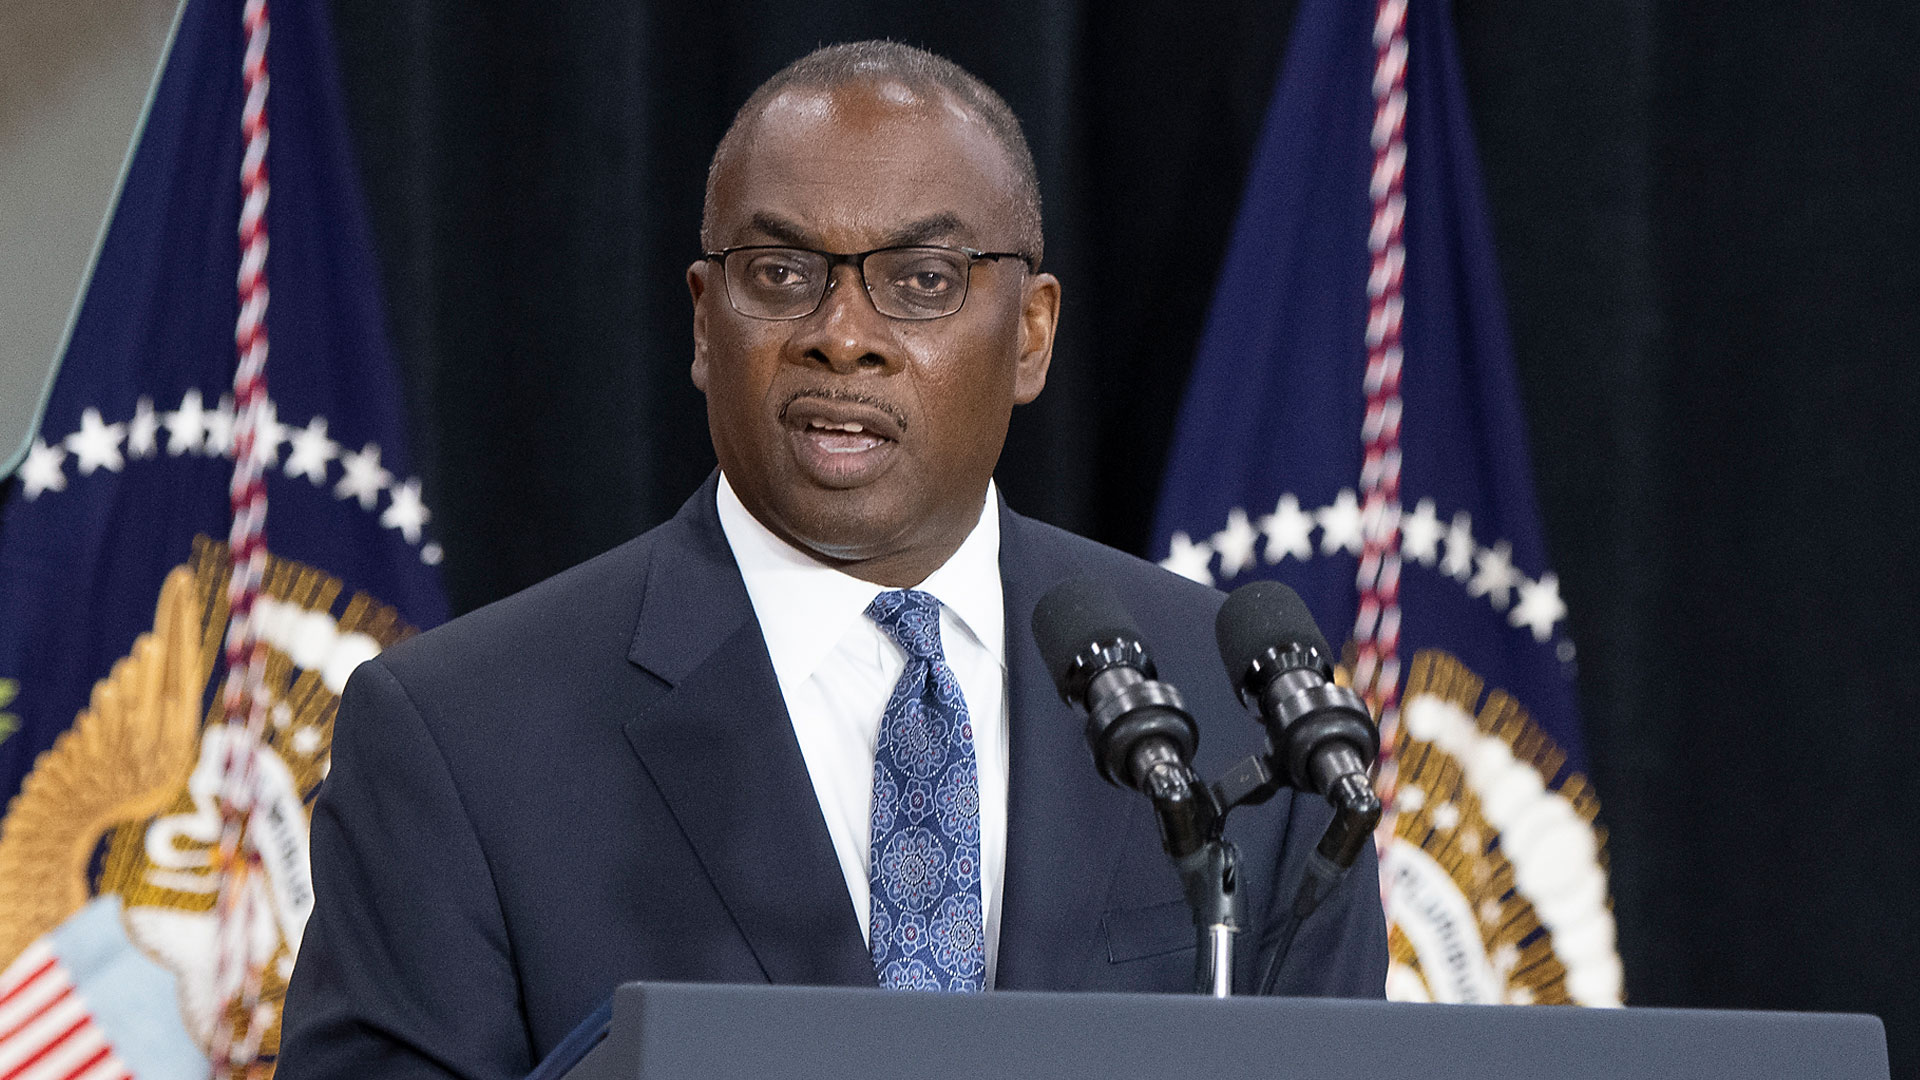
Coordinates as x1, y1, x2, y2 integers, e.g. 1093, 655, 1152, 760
328, 0, 1920, 1070
327, 0, 1299, 608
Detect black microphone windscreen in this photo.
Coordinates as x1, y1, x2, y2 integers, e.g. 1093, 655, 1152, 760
1215, 580, 1334, 689
1031, 578, 1143, 697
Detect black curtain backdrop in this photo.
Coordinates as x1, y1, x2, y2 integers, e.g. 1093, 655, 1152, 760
327, 0, 1920, 1071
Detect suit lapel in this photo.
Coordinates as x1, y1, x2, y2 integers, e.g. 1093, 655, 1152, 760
621, 478, 875, 988
992, 507, 1144, 990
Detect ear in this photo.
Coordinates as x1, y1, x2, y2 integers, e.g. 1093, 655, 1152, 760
1012, 271, 1060, 404
688, 259, 714, 392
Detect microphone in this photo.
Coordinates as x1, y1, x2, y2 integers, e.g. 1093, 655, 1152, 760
1216, 581, 1382, 994
1214, 580, 1381, 862
1031, 579, 1215, 858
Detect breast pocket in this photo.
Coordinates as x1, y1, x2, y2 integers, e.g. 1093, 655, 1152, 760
1101, 899, 1198, 964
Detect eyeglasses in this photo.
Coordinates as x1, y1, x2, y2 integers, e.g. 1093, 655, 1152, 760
703, 244, 1032, 321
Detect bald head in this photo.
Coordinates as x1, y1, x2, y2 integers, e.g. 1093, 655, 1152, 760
701, 41, 1044, 265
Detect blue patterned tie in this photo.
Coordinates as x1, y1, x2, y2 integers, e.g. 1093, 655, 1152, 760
864, 589, 985, 992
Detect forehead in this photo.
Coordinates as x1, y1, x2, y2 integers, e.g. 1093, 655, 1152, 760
711, 81, 1024, 249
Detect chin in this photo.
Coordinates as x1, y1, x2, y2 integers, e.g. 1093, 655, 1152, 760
780, 494, 917, 562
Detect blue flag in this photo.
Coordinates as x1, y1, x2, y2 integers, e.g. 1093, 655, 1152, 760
0, 0, 445, 1073
1153, 0, 1620, 1007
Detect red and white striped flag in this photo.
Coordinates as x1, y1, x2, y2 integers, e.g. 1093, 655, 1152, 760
0, 942, 133, 1080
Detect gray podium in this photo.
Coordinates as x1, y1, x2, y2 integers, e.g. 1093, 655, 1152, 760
558, 981, 1888, 1080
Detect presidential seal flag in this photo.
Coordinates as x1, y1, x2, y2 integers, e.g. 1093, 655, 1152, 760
1152, 0, 1622, 1007
0, 0, 447, 1076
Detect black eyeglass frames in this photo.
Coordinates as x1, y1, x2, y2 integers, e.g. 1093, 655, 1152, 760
703, 244, 1032, 321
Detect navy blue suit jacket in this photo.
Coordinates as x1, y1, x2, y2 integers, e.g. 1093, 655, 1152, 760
278, 476, 1387, 1080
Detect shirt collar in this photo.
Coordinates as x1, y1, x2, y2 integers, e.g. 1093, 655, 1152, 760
715, 473, 1004, 689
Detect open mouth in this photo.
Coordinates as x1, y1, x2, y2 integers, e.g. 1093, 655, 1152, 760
801, 417, 889, 454
780, 395, 905, 486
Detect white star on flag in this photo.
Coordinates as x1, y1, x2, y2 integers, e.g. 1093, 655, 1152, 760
1315, 488, 1364, 556
64, 408, 126, 475
1159, 531, 1215, 585
203, 394, 236, 457
165, 389, 208, 455
241, 398, 290, 469
1400, 497, 1443, 566
1173, 498, 1572, 652
1511, 572, 1568, 642
334, 442, 392, 509
284, 417, 340, 484
1211, 508, 1259, 580
127, 396, 160, 459
18, 439, 68, 499
1468, 540, 1520, 610
1440, 510, 1476, 581
1258, 494, 1315, 563
380, 479, 431, 543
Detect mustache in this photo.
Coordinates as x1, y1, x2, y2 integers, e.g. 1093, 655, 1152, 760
776, 388, 910, 433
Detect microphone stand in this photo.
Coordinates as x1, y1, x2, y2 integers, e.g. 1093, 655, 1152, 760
1131, 732, 1381, 998
1176, 839, 1241, 998
1129, 741, 1241, 997
1204, 751, 1382, 996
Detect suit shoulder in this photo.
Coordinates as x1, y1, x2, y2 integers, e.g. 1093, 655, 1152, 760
1008, 511, 1225, 626
374, 527, 662, 684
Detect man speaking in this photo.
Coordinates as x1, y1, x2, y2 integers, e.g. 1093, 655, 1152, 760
280, 41, 1386, 1080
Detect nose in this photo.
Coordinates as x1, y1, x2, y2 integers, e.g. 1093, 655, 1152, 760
789, 263, 899, 375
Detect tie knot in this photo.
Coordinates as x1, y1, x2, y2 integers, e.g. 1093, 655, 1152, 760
865, 589, 946, 662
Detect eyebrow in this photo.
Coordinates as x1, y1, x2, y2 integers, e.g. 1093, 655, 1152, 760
743, 212, 969, 251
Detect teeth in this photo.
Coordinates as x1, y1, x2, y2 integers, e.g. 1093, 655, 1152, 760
809, 420, 867, 433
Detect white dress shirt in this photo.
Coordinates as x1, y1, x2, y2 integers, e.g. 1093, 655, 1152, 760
714, 473, 1010, 986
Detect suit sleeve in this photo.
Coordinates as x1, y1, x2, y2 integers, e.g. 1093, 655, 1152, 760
1254, 791, 1390, 998
278, 657, 532, 1080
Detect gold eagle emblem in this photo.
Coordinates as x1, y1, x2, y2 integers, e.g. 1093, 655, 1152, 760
0, 537, 414, 1068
